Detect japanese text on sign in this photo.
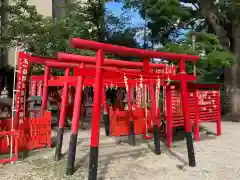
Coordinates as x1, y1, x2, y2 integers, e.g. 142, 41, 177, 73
15, 52, 30, 125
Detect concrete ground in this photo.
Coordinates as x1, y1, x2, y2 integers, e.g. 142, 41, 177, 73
0, 122, 240, 180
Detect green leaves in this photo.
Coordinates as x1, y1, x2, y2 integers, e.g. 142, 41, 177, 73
206, 51, 232, 67
0, 0, 140, 75
159, 32, 232, 82
123, 0, 197, 44
161, 32, 233, 68
218, 0, 240, 22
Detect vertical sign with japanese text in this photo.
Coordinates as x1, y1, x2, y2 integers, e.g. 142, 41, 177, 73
15, 52, 30, 126
29, 77, 37, 96
37, 81, 43, 96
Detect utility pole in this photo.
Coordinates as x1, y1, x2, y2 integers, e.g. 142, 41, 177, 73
192, 33, 196, 51
98, 0, 105, 42
143, 0, 147, 49
0, 0, 8, 65
192, 32, 196, 76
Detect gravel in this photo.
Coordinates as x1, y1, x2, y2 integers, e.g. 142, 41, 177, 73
0, 121, 240, 180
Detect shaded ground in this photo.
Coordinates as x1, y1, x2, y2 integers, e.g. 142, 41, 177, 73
0, 122, 240, 180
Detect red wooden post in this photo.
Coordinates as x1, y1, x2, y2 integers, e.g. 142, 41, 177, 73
143, 58, 150, 72
194, 89, 200, 141
55, 68, 70, 161
102, 87, 110, 136
14, 132, 19, 162
66, 64, 84, 175
88, 50, 104, 180
41, 65, 50, 114
46, 111, 52, 148
166, 85, 173, 148
216, 89, 222, 136
179, 59, 196, 167
149, 79, 161, 155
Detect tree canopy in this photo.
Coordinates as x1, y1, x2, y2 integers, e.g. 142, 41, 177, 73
1, 0, 237, 78
0, 0, 140, 75
123, 0, 240, 57
0, 0, 139, 58
122, 0, 240, 114
123, 0, 238, 81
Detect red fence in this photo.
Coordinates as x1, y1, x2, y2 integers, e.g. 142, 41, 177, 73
108, 83, 221, 148
18, 111, 52, 151
0, 130, 19, 164
0, 111, 52, 162
166, 84, 221, 147
109, 107, 165, 138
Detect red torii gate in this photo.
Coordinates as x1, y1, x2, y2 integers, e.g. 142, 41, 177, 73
29, 38, 199, 180
60, 38, 198, 180
29, 54, 172, 166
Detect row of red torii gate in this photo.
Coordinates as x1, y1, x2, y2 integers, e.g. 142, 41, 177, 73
0, 38, 221, 180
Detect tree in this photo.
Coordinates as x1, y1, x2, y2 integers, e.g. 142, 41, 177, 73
0, 0, 139, 73
0, 0, 9, 64
123, 0, 240, 61
198, 0, 240, 117
160, 32, 232, 82
1, 0, 99, 56
123, 0, 195, 45
123, 0, 240, 118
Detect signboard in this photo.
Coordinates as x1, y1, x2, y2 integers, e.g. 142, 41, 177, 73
29, 78, 37, 96
37, 81, 43, 96
15, 52, 30, 125
59, 87, 73, 105
154, 65, 177, 75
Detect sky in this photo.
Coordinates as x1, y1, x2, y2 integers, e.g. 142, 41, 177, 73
105, 2, 148, 45
105, 1, 189, 61
106, 2, 124, 16
105, 2, 144, 27
105, 2, 189, 46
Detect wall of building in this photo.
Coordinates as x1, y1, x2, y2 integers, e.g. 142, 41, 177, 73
8, 0, 53, 16
28, 0, 53, 17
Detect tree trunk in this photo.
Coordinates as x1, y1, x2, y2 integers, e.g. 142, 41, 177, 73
231, 23, 240, 112
199, 0, 230, 51
199, 0, 240, 121
97, 0, 105, 42
223, 24, 240, 121
230, 65, 239, 112
0, 0, 9, 65
89, 0, 105, 42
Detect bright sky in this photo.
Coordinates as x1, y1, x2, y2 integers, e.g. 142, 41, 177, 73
105, 2, 189, 45
106, 2, 144, 27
